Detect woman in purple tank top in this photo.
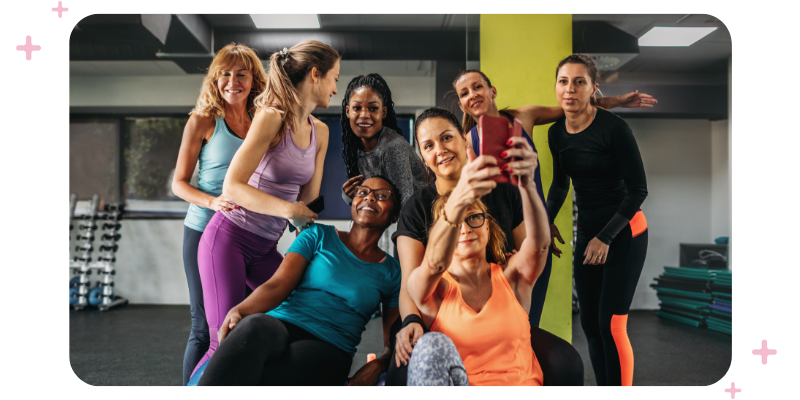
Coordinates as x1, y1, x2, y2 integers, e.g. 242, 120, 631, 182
192, 40, 341, 376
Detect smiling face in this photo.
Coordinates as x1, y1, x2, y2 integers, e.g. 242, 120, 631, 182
555, 63, 598, 113
313, 59, 340, 109
416, 117, 467, 180
217, 60, 253, 107
453, 206, 490, 260
346, 87, 386, 141
351, 177, 396, 228
455, 72, 497, 119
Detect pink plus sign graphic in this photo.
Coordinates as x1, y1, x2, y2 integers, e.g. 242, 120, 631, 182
752, 340, 777, 364
725, 382, 741, 399
52, 2, 68, 18
16, 36, 41, 60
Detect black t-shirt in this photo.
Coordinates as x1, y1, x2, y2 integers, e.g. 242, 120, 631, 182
392, 181, 524, 256
546, 108, 648, 243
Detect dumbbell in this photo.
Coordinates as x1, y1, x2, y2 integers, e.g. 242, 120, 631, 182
75, 244, 93, 252
88, 285, 104, 307
99, 244, 118, 252
101, 233, 121, 241
78, 224, 97, 231
98, 255, 116, 263
102, 223, 121, 230
69, 288, 79, 306
73, 256, 92, 263
104, 204, 125, 212
75, 234, 94, 242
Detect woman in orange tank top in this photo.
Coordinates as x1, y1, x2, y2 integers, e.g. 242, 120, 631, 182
406, 137, 551, 386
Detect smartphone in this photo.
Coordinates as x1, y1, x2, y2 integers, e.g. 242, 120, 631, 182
289, 195, 325, 232
478, 115, 523, 185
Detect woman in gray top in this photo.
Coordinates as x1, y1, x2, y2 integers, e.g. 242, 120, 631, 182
340, 74, 430, 207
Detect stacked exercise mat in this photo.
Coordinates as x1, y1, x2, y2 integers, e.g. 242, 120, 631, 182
650, 267, 731, 334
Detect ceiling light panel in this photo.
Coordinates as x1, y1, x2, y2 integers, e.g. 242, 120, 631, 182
250, 14, 320, 29
638, 27, 718, 47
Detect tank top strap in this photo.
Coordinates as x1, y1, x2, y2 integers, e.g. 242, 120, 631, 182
489, 263, 515, 295
470, 126, 480, 155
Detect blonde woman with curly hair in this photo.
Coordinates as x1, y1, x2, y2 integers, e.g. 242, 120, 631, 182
172, 42, 267, 385
192, 40, 340, 378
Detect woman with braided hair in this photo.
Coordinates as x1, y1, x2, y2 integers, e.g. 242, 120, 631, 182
340, 74, 429, 208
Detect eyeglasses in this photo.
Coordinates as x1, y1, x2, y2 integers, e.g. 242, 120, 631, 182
354, 186, 392, 201
463, 212, 487, 229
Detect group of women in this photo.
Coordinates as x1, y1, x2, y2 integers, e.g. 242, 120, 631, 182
171, 39, 654, 386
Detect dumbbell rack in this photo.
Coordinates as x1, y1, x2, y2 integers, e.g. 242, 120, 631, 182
94, 203, 128, 311
69, 194, 129, 311
70, 194, 99, 310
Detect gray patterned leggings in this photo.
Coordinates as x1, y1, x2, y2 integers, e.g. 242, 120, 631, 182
407, 332, 470, 386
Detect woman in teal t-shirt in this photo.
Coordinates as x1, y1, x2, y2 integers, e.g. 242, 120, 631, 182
171, 43, 267, 386
196, 177, 402, 386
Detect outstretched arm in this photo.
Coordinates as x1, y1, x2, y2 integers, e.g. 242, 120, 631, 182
596, 90, 658, 109
502, 137, 550, 309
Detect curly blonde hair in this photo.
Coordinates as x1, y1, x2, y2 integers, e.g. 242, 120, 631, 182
190, 43, 268, 119
253, 40, 340, 140
431, 192, 507, 265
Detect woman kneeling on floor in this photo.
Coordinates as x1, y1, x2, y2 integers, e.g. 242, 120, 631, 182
406, 143, 551, 386
197, 176, 402, 386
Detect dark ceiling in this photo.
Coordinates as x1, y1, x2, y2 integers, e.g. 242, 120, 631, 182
71, 14, 730, 76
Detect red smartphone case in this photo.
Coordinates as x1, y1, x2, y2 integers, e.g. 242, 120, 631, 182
479, 115, 522, 185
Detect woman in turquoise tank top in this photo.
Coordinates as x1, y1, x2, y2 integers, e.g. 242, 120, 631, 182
190, 40, 342, 377
171, 43, 268, 386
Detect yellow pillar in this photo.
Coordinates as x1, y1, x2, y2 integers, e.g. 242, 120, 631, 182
481, 14, 574, 341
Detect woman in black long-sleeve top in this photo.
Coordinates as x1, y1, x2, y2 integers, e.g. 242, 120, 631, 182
546, 55, 649, 386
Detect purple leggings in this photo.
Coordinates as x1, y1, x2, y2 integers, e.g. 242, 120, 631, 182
193, 212, 283, 376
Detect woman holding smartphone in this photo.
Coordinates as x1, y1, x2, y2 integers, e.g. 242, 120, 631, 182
388, 107, 583, 386
193, 40, 340, 375
404, 135, 551, 385
452, 69, 656, 327
171, 43, 267, 385
547, 55, 649, 386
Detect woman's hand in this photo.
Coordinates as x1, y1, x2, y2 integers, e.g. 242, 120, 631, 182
502, 136, 538, 188
346, 356, 387, 386
289, 201, 318, 231
618, 90, 658, 108
583, 237, 610, 265
448, 148, 500, 213
218, 307, 245, 344
394, 323, 424, 367
342, 175, 364, 199
551, 224, 565, 258
209, 195, 238, 212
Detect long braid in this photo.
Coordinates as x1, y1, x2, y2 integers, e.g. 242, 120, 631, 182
340, 73, 402, 179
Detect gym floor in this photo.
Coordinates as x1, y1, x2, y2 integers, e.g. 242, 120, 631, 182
69, 306, 731, 386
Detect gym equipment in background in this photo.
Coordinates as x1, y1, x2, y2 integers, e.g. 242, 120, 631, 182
69, 194, 129, 311
650, 266, 731, 334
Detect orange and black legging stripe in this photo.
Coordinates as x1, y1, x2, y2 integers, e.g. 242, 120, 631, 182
573, 205, 648, 386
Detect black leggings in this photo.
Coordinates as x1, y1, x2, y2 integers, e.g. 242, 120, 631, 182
385, 318, 584, 386
574, 204, 648, 386
198, 314, 352, 386
182, 226, 209, 386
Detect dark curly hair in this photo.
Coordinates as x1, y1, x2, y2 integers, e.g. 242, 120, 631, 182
340, 74, 402, 179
